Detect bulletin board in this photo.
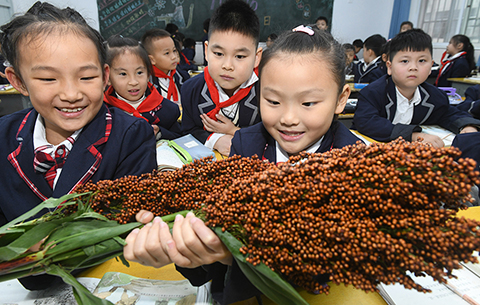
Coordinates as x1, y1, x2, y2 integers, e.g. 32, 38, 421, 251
96, 0, 333, 42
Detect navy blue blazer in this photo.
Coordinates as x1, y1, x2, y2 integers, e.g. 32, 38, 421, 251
180, 72, 261, 143
457, 84, 480, 119
352, 75, 480, 142
436, 56, 471, 87
231, 121, 363, 160
0, 104, 156, 226
176, 120, 362, 305
353, 59, 387, 83
452, 132, 480, 172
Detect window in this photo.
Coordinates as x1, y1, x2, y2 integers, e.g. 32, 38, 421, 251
417, 0, 480, 44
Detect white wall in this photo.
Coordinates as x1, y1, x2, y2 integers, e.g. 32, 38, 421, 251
331, 0, 395, 45
10, 0, 99, 30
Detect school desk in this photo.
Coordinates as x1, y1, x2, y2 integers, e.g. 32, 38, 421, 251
76, 206, 480, 305
448, 77, 480, 97
0, 86, 31, 117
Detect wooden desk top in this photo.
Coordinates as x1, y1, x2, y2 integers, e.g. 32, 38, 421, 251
80, 207, 480, 305
448, 77, 480, 85
0, 87, 21, 95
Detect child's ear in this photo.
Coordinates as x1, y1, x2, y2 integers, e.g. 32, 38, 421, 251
5, 67, 28, 96
204, 40, 209, 62
386, 60, 392, 75
335, 84, 351, 114
103, 64, 110, 90
254, 47, 263, 68
148, 54, 156, 66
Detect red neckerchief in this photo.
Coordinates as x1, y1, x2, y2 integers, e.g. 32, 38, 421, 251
203, 66, 258, 120
104, 82, 163, 122
181, 52, 190, 65
152, 65, 179, 102
435, 51, 467, 86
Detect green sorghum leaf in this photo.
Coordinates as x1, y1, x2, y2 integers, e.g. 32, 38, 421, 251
214, 227, 309, 305
46, 264, 114, 305
45, 222, 140, 257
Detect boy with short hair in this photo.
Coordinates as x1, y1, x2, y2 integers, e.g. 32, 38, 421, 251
352, 29, 480, 147
180, 0, 262, 156
141, 29, 188, 105
315, 16, 328, 31
353, 34, 387, 83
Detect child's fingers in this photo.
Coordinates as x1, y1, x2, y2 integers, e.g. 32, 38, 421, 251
135, 210, 154, 223
124, 219, 171, 268
163, 215, 194, 267
189, 216, 225, 252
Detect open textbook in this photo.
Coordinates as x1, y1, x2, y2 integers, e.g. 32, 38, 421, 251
93, 272, 213, 305
0, 272, 213, 305
378, 259, 480, 305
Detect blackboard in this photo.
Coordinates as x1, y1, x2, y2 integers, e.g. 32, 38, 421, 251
97, 0, 333, 42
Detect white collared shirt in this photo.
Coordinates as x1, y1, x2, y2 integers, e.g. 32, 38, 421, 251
33, 115, 82, 189
275, 136, 324, 163
362, 56, 381, 71
392, 86, 422, 125
205, 71, 259, 150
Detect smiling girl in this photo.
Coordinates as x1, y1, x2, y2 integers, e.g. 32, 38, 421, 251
103, 35, 181, 140
0, 1, 156, 290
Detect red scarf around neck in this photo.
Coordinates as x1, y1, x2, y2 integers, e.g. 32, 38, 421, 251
435, 51, 467, 86
104, 82, 163, 121
203, 66, 258, 120
181, 52, 190, 65
152, 65, 179, 102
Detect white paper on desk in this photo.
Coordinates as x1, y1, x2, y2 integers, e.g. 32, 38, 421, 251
0, 277, 99, 305
419, 125, 455, 147
378, 267, 480, 305
156, 140, 185, 169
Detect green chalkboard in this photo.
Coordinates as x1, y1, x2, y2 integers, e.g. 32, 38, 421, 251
97, 0, 333, 42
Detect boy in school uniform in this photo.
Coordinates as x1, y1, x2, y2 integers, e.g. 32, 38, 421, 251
352, 29, 480, 147
180, 0, 262, 156
353, 34, 387, 83
457, 84, 480, 119
141, 29, 188, 106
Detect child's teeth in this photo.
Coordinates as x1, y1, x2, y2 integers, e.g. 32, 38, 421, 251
61, 107, 83, 113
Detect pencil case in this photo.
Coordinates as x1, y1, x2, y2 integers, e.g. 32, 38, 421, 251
167, 134, 216, 164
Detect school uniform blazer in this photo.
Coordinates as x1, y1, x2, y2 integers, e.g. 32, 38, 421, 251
0, 104, 156, 226
104, 85, 181, 140
352, 75, 480, 142
230, 120, 362, 160
436, 56, 471, 87
176, 121, 362, 305
452, 132, 480, 172
353, 60, 387, 83
457, 84, 480, 119
180, 72, 261, 143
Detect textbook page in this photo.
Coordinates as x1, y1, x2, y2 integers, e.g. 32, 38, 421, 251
419, 125, 455, 147
378, 267, 480, 305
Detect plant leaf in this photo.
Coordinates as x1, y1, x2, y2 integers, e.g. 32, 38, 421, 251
214, 227, 309, 305
46, 264, 114, 305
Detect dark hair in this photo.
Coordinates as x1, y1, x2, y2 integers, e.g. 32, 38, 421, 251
165, 23, 179, 34
259, 27, 346, 94
400, 21, 413, 30
267, 33, 278, 41
184, 37, 196, 49
363, 34, 386, 57
172, 32, 185, 44
209, 0, 260, 46
451, 34, 476, 70
203, 18, 210, 32
0, 1, 106, 80
342, 43, 355, 52
352, 39, 363, 48
388, 29, 432, 61
106, 34, 152, 76
141, 28, 174, 55
315, 16, 328, 24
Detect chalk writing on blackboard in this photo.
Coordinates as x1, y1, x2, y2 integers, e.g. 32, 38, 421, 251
97, 0, 332, 42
